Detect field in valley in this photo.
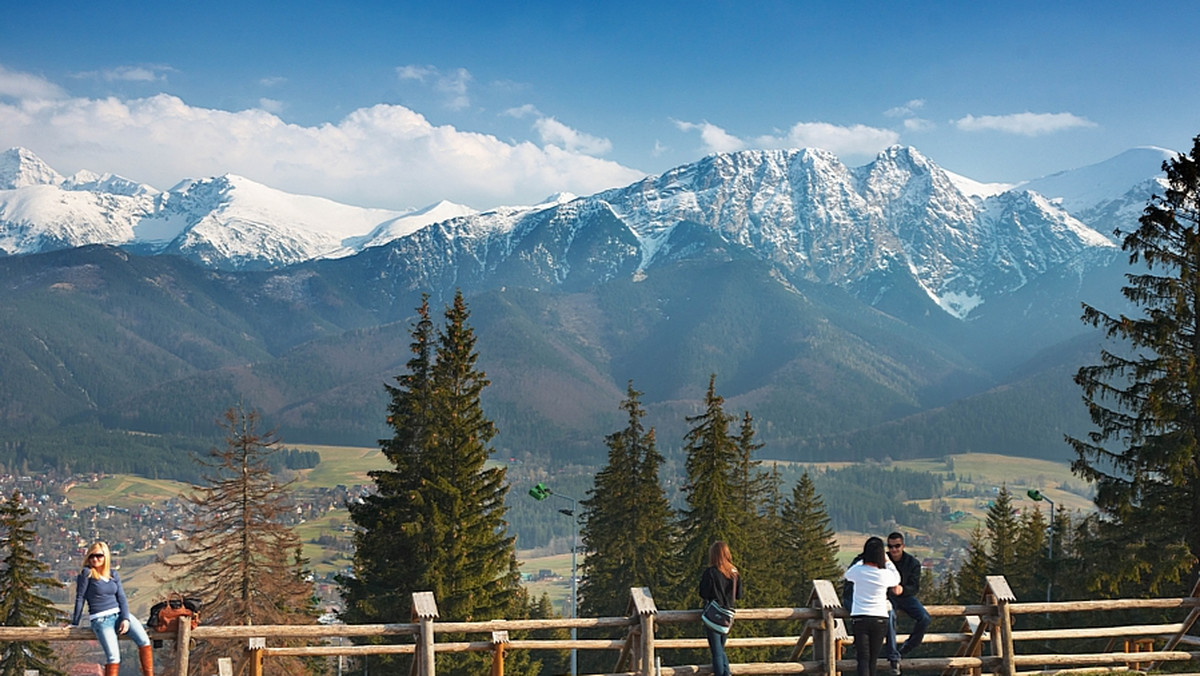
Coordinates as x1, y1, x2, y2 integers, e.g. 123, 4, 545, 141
57, 448, 1094, 615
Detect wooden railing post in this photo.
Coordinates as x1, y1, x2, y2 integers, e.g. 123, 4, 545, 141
247, 637, 265, 676
174, 615, 193, 676
491, 630, 509, 676
807, 579, 843, 676
628, 587, 658, 676
411, 591, 438, 676
986, 576, 1017, 676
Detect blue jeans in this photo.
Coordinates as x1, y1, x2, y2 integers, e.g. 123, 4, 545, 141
886, 608, 900, 662
704, 625, 730, 676
89, 613, 151, 664
891, 595, 931, 655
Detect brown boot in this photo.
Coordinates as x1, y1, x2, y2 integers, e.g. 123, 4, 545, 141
104, 663, 120, 676
138, 645, 155, 676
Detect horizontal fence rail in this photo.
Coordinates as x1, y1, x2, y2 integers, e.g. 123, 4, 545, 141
4, 576, 1199, 676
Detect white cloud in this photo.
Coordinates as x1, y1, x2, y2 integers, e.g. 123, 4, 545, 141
904, 118, 935, 132
102, 66, 166, 82
0, 65, 66, 100
954, 112, 1097, 136
673, 120, 745, 153
72, 65, 173, 83
259, 76, 288, 88
258, 98, 284, 114
885, 99, 925, 118
533, 117, 612, 156
758, 122, 900, 156
396, 65, 435, 82
675, 118, 898, 158
397, 65, 472, 110
0, 85, 645, 210
503, 104, 540, 119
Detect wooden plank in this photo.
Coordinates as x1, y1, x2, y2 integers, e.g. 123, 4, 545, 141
411, 591, 439, 620
987, 576, 1016, 603
810, 580, 841, 610
628, 587, 657, 616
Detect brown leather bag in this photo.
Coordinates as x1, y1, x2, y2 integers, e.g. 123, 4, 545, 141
150, 593, 200, 633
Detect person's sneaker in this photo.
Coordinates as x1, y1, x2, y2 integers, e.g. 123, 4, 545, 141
890, 660, 902, 676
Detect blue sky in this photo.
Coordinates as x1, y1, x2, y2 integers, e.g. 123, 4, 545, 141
2, 1, 1199, 211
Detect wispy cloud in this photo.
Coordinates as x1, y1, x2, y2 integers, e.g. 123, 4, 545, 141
397, 65, 473, 110
534, 117, 612, 156
884, 99, 925, 118
258, 98, 284, 114
673, 120, 745, 153
502, 103, 540, 119
0, 65, 66, 100
0, 66, 644, 210
675, 119, 898, 158
259, 76, 288, 88
73, 65, 174, 83
505, 104, 613, 156
760, 122, 899, 155
903, 118, 935, 132
954, 112, 1096, 136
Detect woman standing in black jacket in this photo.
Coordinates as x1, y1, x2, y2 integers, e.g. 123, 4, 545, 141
698, 541, 743, 676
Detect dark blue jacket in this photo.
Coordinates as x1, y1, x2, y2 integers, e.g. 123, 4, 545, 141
71, 570, 130, 626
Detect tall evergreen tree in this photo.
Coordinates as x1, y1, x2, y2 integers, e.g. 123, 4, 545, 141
954, 525, 990, 603
341, 292, 527, 676
1012, 508, 1047, 601
728, 412, 782, 607
778, 473, 841, 606
0, 490, 64, 676
339, 297, 434, 634
579, 381, 678, 618
1068, 136, 1200, 592
675, 375, 739, 607
161, 406, 318, 676
984, 486, 1020, 577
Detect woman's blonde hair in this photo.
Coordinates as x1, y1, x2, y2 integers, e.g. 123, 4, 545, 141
83, 541, 112, 580
708, 540, 736, 579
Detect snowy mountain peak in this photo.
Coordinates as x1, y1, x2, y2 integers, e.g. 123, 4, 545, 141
0, 147, 65, 189
62, 169, 158, 197
1020, 146, 1175, 214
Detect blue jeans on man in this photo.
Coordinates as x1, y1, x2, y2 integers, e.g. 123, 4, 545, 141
888, 595, 931, 657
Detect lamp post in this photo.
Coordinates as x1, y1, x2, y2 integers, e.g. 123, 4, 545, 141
1027, 489, 1055, 603
530, 482, 578, 676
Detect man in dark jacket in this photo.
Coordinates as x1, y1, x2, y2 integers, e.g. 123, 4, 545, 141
887, 532, 931, 656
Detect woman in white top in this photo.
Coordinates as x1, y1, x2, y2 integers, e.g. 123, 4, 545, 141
844, 537, 901, 676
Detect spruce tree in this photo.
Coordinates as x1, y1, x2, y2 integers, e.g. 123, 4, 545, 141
778, 473, 840, 606
675, 375, 739, 607
984, 485, 1020, 577
160, 406, 317, 676
341, 291, 527, 676
0, 490, 64, 676
1012, 508, 1047, 601
728, 412, 783, 608
579, 381, 678, 618
1068, 136, 1200, 592
954, 525, 990, 603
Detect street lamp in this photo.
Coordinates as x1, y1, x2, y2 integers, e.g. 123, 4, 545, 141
1027, 489, 1055, 603
530, 482, 579, 676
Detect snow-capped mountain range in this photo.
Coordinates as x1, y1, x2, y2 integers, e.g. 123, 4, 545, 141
0, 147, 476, 270
0, 144, 1173, 317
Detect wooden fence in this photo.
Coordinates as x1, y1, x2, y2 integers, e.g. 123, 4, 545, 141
2, 575, 1198, 676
